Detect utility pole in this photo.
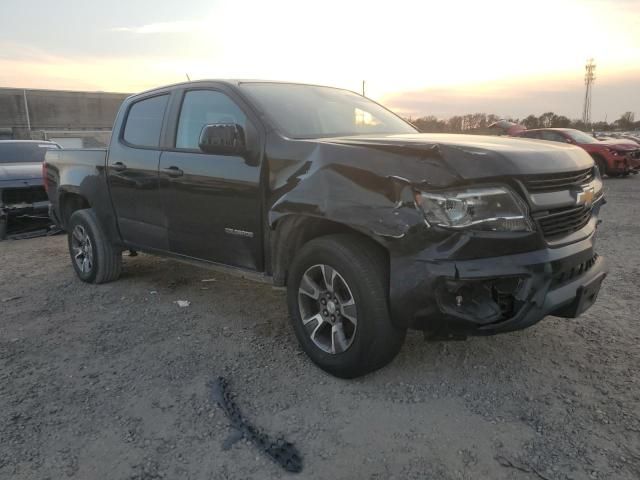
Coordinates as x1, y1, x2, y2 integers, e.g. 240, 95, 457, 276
582, 59, 596, 126
22, 89, 31, 136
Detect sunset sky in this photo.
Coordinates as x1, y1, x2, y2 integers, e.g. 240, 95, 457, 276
1, 0, 638, 121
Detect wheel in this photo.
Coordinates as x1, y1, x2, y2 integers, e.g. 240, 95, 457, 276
67, 209, 122, 284
287, 234, 406, 378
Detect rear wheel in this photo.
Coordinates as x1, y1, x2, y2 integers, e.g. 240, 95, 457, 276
287, 234, 406, 378
68, 209, 122, 283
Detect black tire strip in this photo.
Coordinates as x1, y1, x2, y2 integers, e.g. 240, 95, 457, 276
209, 377, 303, 474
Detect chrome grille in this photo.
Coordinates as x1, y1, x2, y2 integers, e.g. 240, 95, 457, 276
522, 167, 595, 193
535, 205, 592, 239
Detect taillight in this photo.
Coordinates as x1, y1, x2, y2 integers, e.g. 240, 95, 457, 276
42, 161, 49, 193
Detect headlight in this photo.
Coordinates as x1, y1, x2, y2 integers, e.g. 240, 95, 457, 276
604, 147, 619, 156
414, 186, 533, 232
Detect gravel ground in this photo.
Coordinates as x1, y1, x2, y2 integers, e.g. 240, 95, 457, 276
1, 177, 639, 480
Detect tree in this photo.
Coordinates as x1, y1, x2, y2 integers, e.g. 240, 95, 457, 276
570, 119, 587, 131
522, 115, 539, 129
615, 112, 635, 130
448, 116, 463, 132
553, 115, 571, 128
412, 115, 447, 133
539, 112, 557, 128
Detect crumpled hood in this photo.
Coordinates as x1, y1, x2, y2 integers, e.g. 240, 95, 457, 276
0, 162, 43, 183
318, 133, 594, 180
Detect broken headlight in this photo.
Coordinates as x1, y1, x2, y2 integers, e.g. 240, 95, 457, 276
415, 186, 532, 232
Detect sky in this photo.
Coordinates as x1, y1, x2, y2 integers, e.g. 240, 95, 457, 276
1, 0, 638, 121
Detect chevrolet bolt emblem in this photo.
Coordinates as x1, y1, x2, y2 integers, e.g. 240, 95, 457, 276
576, 186, 595, 207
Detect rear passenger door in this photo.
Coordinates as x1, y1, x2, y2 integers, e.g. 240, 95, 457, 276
107, 92, 170, 250
158, 87, 264, 270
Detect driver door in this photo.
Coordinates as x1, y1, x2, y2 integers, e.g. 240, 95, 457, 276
158, 88, 263, 270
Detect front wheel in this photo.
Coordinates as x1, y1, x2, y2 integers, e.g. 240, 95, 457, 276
67, 209, 122, 284
287, 234, 406, 378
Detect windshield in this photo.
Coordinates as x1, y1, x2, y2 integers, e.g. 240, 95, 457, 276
239, 83, 417, 139
0, 142, 60, 163
565, 130, 599, 144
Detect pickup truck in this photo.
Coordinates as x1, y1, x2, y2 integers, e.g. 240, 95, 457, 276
1, 140, 61, 239
44, 80, 608, 378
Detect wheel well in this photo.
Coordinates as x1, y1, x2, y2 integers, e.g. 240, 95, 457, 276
590, 153, 607, 175
59, 192, 90, 229
270, 215, 388, 286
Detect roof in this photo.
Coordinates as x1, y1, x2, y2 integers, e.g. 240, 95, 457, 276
127, 79, 359, 99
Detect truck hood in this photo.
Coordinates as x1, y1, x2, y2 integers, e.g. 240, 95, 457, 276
0, 162, 43, 183
317, 133, 594, 180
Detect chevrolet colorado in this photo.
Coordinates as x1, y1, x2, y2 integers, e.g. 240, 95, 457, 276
44, 81, 607, 378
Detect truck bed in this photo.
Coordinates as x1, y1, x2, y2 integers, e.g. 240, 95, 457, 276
45, 148, 107, 170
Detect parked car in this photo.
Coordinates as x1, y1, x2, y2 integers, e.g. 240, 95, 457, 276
44, 81, 607, 378
514, 128, 640, 177
0, 140, 61, 239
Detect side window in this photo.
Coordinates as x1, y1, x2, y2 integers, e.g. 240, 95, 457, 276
123, 95, 169, 148
540, 131, 564, 143
522, 131, 540, 139
176, 90, 247, 150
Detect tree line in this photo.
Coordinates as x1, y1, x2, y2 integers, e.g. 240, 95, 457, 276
409, 111, 638, 133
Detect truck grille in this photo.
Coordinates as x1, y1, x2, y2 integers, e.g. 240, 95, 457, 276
535, 204, 592, 239
2, 186, 48, 206
522, 167, 595, 193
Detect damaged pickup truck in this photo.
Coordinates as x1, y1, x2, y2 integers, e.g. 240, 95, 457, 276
44, 81, 607, 378
1, 140, 61, 239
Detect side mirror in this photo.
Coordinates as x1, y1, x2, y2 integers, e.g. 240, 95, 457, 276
565, 138, 574, 144
198, 123, 246, 155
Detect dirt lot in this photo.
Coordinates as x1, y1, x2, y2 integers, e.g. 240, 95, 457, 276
1, 177, 639, 480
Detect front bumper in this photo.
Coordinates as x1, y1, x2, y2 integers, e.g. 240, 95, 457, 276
388, 233, 607, 336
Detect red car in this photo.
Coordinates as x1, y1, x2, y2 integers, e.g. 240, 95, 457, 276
515, 128, 640, 177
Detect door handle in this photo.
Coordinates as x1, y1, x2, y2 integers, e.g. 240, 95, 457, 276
162, 166, 184, 177
111, 162, 127, 172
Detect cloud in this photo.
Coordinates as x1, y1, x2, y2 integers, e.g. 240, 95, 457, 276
110, 21, 202, 34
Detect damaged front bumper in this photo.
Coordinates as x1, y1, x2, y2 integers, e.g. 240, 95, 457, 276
0, 184, 51, 239
389, 233, 607, 337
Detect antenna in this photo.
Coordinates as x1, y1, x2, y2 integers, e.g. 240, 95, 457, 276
362, 80, 366, 97
582, 59, 596, 126
186, 73, 191, 81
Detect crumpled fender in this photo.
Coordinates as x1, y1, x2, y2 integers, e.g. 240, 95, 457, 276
266, 137, 461, 241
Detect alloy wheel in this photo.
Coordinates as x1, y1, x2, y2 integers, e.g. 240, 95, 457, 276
71, 225, 94, 274
297, 264, 358, 354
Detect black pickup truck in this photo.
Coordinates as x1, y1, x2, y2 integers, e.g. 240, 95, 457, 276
44, 80, 607, 378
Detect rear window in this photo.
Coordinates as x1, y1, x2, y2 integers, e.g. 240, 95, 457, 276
0, 143, 60, 163
123, 95, 169, 148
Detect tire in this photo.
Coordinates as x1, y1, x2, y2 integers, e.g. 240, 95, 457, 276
67, 209, 122, 284
287, 234, 406, 378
